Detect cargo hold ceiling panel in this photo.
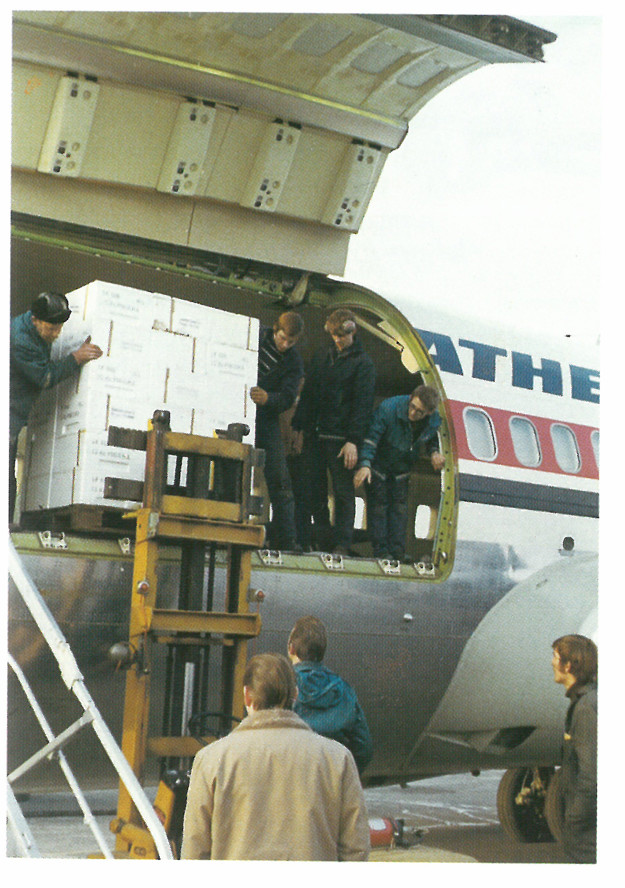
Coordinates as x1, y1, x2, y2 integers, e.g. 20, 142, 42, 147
12, 12, 556, 275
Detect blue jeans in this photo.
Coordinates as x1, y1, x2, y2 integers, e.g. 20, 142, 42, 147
368, 470, 410, 559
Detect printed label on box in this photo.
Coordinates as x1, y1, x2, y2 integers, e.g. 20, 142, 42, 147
81, 281, 154, 324
171, 297, 212, 338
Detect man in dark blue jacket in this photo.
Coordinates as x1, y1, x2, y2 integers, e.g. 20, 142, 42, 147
287, 615, 373, 776
291, 309, 375, 554
354, 385, 444, 561
250, 311, 304, 550
9, 292, 103, 523
551, 634, 598, 863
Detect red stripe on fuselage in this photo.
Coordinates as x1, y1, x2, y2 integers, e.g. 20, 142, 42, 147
447, 400, 599, 480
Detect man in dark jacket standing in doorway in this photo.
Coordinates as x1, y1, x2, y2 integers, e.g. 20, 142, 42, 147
250, 311, 304, 550
288, 615, 373, 775
292, 309, 375, 554
9, 292, 103, 523
551, 634, 598, 863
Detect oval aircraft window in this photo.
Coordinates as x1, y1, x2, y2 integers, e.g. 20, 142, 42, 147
550, 423, 581, 473
463, 408, 497, 461
591, 430, 600, 470
509, 416, 541, 467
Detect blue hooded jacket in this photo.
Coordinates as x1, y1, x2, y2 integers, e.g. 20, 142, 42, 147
293, 661, 373, 774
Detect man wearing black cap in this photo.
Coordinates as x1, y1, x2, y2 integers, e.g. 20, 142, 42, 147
9, 292, 103, 523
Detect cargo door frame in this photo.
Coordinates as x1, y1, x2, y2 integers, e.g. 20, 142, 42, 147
10, 219, 458, 581
305, 278, 459, 580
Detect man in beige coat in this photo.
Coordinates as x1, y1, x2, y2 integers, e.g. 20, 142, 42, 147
180, 652, 370, 860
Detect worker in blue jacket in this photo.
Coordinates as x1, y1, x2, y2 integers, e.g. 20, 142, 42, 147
9, 292, 103, 523
354, 385, 444, 561
288, 615, 373, 776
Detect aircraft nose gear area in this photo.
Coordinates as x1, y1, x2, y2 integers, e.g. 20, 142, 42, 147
497, 767, 564, 843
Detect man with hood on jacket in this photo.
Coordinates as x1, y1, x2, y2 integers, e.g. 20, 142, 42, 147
287, 615, 373, 775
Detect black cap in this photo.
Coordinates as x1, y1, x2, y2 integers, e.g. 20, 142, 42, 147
30, 292, 71, 324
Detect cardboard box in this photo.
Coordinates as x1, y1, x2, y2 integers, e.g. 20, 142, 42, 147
151, 292, 173, 331
73, 359, 157, 400
21, 470, 53, 512
195, 340, 258, 382
48, 469, 139, 511
172, 296, 257, 351
171, 297, 212, 338
25, 281, 259, 511
150, 328, 194, 375
66, 280, 156, 325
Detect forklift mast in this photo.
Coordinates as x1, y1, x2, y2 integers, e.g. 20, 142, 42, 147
105, 410, 265, 859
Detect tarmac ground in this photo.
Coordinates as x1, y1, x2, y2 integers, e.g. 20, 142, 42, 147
364, 770, 568, 863
6, 769, 568, 863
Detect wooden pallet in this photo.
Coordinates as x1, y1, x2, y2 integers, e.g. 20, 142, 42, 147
20, 504, 136, 535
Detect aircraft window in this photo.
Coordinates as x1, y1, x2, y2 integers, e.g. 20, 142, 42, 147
414, 505, 434, 539
509, 417, 541, 467
354, 497, 366, 530
463, 408, 497, 461
591, 430, 600, 469
550, 424, 581, 473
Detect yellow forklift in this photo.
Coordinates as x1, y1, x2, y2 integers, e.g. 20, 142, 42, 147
103, 410, 265, 858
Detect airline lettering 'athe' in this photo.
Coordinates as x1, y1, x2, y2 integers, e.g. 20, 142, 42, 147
416, 329, 600, 403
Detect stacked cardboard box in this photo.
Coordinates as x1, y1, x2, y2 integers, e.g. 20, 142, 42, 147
23, 280, 259, 512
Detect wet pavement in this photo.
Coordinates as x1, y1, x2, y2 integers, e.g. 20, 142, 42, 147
6, 769, 571, 863
363, 770, 568, 863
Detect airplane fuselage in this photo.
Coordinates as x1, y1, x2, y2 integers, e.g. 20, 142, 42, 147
8, 15, 597, 822
8, 294, 598, 790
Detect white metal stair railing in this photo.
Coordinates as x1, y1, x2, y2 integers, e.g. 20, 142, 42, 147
7, 538, 174, 860
7, 651, 114, 859
6, 783, 41, 858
